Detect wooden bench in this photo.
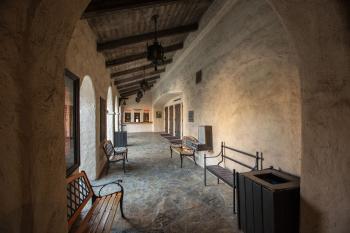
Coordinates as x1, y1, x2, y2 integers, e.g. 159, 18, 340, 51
170, 145, 197, 168
67, 171, 126, 233
103, 140, 128, 174
204, 142, 262, 214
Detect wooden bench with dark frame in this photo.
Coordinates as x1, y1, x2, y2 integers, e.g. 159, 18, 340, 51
103, 140, 128, 173
204, 142, 263, 214
170, 137, 197, 168
66, 171, 126, 233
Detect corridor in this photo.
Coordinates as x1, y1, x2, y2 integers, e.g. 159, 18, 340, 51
93, 133, 238, 233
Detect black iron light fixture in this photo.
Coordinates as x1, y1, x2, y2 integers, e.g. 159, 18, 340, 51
147, 15, 166, 71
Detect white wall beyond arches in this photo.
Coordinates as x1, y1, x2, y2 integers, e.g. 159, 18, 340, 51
79, 75, 97, 180
106, 86, 114, 142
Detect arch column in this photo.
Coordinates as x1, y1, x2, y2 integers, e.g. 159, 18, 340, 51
267, 1, 350, 232
0, 0, 89, 232
80, 76, 97, 180
106, 86, 114, 143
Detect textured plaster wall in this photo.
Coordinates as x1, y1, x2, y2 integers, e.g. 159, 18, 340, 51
153, 0, 302, 176
0, 0, 349, 232
65, 20, 118, 180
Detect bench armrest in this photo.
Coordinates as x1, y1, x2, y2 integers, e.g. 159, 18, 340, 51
91, 179, 124, 197
205, 151, 222, 159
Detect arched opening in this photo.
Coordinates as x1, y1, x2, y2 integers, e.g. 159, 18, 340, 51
153, 92, 183, 135
79, 75, 97, 180
115, 95, 120, 131
0, 0, 349, 232
106, 86, 114, 142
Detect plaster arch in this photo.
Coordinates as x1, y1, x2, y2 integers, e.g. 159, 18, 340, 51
153, 92, 183, 133
115, 96, 120, 131
153, 91, 183, 109
79, 75, 97, 180
0, 0, 349, 232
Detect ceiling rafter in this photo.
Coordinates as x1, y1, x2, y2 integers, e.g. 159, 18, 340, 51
106, 43, 183, 68
97, 23, 198, 51
119, 84, 154, 95
115, 75, 160, 88
115, 69, 165, 84
118, 80, 157, 92
111, 59, 172, 78
82, 0, 181, 19
120, 90, 140, 97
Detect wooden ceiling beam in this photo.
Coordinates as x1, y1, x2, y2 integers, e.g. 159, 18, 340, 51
116, 75, 160, 88
97, 24, 198, 51
111, 59, 172, 78
118, 80, 157, 92
115, 69, 165, 84
120, 90, 139, 97
82, 0, 180, 19
106, 43, 183, 67
119, 84, 154, 95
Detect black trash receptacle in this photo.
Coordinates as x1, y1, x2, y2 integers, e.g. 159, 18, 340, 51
114, 131, 127, 147
237, 169, 300, 233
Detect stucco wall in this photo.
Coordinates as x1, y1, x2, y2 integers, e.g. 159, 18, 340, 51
0, 0, 349, 232
65, 20, 118, 179
153, 0, 302, 176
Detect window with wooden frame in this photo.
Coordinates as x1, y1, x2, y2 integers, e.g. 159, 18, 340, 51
64, 69, 80, 176
134, 112, 140, 122
124, 112, 131, 122
143, 112, 150, 122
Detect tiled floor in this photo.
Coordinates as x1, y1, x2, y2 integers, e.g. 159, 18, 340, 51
92, 132, 240, 233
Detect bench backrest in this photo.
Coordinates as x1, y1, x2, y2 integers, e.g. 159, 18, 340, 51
219, 142, 262, 171
66, 171, 94, 229
103, 140, 114, 159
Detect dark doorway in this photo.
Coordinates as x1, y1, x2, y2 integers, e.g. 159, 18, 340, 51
165, 107, 168, 133
169, 105, 174, 135
175, 104, 181, 138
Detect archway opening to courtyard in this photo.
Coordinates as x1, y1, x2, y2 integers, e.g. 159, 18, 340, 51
79, 75, 97, 180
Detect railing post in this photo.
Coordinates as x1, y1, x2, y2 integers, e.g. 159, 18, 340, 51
255, 151, 259, 170
204, 153, 207, 186
233, 169, 236, 214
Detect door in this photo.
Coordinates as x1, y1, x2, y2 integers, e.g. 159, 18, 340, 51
175, 104, 181, 138
165, 107, 168, 133
169, 105, 174, 135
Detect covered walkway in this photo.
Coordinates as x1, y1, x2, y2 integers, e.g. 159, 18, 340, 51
95, 133, 237, 233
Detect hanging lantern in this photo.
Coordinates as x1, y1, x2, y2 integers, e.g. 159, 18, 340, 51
147, 15, 166, 71
140, 79, 150, 92
137, 90, 143, 99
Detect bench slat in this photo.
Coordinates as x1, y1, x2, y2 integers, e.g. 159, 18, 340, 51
88, 195, 113, 233
75, 198, 102, 233
102, 193, 122, 233
207, 165, 234, 187
75, 196, 107, 233
94, 194, 118, 233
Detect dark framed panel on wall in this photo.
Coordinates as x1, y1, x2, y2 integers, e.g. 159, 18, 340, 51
64, 68, 80, 176
100, 97, 107, 142
188, 110, 194, 122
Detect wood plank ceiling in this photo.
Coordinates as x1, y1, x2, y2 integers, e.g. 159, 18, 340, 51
83, 0, 213, 97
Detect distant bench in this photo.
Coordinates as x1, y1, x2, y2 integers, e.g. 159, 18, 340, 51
170, 137, 197, 168
67, 171, 126, 233
204, 142, 263, 214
